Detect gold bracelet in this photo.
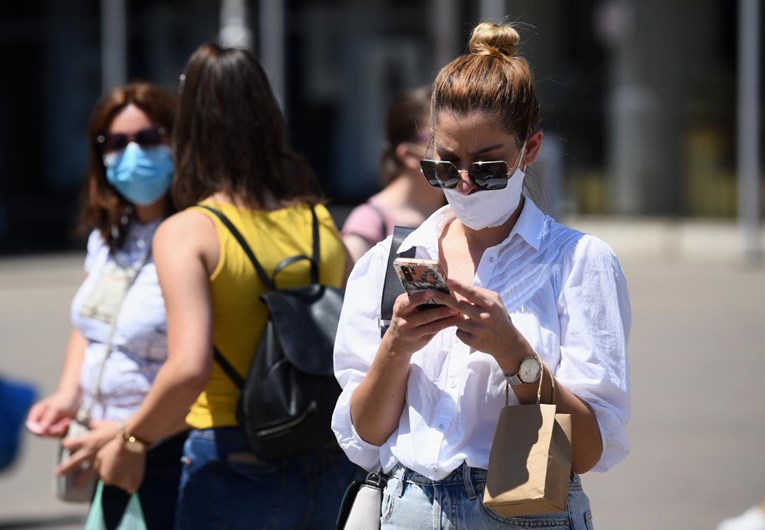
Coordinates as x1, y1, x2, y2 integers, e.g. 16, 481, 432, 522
119, 422, 150, 454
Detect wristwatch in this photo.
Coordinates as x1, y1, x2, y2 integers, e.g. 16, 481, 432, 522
120, 424, 150, 455
504, 356, 542, 386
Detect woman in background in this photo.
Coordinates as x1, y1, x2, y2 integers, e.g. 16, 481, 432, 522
26, 83, 186, 529
96, 43, 357, 530
342, 85, 445, 263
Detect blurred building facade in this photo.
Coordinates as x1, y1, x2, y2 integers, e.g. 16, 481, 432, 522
0, 0, 761, 253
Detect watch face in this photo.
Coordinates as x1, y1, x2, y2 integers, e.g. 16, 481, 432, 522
519, 357, 541, 383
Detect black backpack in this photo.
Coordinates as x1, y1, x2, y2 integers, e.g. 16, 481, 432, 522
200, 205, 343, 460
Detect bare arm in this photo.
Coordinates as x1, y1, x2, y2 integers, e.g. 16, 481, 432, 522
514, 365, 602, 474
349, 290, 459, 445
26, 328, 88, 437
342, 234, 374, 265
341, 239, 355, 287
95, 210, 218, 492
123, 212, 216, 442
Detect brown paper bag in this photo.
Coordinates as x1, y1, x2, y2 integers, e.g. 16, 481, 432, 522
483, 364, 572, 517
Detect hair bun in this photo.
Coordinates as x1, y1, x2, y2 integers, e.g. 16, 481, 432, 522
468, 21, 520, 59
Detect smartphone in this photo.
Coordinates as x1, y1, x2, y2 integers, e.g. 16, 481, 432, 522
393, 257, 450, 310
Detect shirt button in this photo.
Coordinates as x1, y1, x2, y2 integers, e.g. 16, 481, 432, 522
489, 256, 495, 263
437, 424, 444, 431
450, 381, 456, 388
432, 466, 438, 473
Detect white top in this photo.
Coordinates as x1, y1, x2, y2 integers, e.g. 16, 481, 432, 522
332, 198, 631, 480
70, 222, 167, 422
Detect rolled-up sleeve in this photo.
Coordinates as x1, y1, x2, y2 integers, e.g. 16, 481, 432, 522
332, 239, 391, 471
555, 235, 632, 472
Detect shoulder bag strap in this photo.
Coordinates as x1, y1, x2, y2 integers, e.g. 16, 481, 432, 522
79, 245, 152, 423
365, 200, 388, 244
379, 225, 415, 338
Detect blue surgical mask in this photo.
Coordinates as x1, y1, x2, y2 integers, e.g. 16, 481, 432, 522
104, 143, 174, 206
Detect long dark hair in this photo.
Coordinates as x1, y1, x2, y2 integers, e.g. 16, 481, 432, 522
82, 83, 176, 248
172, 42, 321, 209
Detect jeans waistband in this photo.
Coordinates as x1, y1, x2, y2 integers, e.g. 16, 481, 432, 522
389, 462, 581, 500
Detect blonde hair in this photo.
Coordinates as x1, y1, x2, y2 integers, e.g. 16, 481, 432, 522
431, 21, 539, 143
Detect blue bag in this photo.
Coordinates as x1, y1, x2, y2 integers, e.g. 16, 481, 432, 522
0, 376, 37, 471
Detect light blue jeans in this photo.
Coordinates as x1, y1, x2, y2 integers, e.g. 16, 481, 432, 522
174, 427, 359, 530
381, 463, 594, 530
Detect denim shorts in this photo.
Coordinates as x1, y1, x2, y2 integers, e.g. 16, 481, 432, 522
381, 463, 594, 530
174, 427, 360, 530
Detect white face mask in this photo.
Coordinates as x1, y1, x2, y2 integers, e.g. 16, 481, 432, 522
443, 166, 525, 230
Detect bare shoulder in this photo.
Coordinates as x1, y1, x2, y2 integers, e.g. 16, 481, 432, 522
155, 209, 214, 247
153, 209, 219, 274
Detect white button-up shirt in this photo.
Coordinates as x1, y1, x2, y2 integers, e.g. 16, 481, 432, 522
332, 198, 631, 480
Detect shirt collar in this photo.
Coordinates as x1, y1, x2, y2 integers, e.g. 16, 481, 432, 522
396, 195, 547, 257
507, 195, 546, 251
396, 204, 453, 258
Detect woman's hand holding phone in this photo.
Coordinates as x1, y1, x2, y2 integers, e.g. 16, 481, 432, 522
384, 261, 460, 356
443, 279, 535, 372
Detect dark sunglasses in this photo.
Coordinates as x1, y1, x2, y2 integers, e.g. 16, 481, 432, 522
420, 143, 527, 191
420, 160, 512, 190
96, 127, 168, 154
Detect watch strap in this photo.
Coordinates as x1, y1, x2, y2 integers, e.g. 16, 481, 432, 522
503, 371, 523, 386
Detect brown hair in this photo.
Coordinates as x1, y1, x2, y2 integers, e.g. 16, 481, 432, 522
82, 83, 176, 249
431, 21, 539, 145
380, 85, 431, 185
172, 42, 320, 210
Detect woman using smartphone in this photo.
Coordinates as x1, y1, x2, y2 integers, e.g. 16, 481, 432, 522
332, 21, 631, 529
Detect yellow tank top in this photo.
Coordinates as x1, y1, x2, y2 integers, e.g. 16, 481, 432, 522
186, 201, 346, 429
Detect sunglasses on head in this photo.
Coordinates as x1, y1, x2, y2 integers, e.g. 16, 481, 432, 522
419, 143, 526, 191
96, 127, 167, 154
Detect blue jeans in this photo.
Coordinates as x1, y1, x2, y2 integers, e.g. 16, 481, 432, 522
175, 427, 360, 530
381, 463, 594, 530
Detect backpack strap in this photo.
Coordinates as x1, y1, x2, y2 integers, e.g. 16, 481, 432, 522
272, 205, 320, 284
197, 205, 275, 290
309, 205, 320, 284
379, 225, 415, 338
213, 346, 245, 389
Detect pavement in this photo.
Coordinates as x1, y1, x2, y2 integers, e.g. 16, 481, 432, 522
0, 215, 764, 529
